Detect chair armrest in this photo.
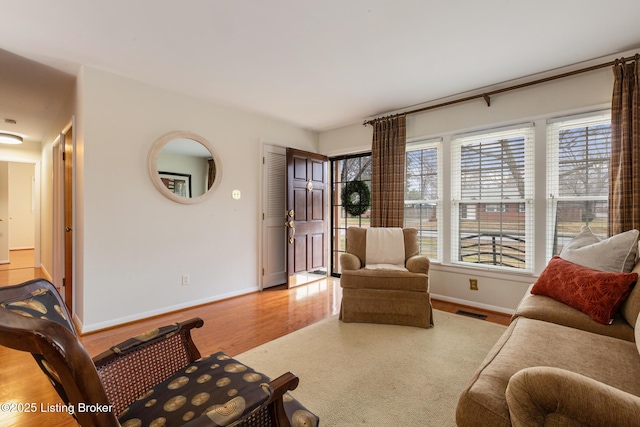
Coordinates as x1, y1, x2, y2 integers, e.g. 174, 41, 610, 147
406, 255, 430, 274
506, 366, 640, 427
266, 372, 300, 427
92, 317, 204, 415
340, 253, 362, 271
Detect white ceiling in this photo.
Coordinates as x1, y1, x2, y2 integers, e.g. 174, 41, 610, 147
1, 0, 640, 143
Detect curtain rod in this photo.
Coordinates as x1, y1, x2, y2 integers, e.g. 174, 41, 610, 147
363, 53, 639, 126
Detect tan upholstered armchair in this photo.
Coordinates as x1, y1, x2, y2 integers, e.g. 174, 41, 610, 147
339, 227, 433, 328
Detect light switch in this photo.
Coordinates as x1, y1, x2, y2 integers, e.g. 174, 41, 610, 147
232, 190, 241, 200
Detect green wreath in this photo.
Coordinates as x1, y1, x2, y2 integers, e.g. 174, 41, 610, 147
341, 180, 371, 216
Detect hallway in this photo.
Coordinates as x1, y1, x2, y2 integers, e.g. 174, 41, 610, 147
0, 249, 45, 286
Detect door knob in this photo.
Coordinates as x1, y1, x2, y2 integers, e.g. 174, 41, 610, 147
65, 227, 72, 232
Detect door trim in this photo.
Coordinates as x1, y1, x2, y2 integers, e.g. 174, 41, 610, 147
53, 118, 74, 311
52, 133, 64, 287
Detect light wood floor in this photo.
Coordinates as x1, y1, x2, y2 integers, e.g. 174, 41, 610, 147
0, 260, 510, 427
0, 249, 46, 285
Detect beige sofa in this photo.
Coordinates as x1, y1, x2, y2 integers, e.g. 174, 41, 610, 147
456, 261, 640, 426
339, 227, 433, 328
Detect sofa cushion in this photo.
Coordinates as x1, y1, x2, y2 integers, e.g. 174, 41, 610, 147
513, 284, 635, 341
456, 317, 640, 427
531, 257, 638, 325
559, 226, 639, 273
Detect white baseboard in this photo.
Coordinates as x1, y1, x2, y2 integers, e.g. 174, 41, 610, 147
431, 293, 516, 316
79, 286, 260, 334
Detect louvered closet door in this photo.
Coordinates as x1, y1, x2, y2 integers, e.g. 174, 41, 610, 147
261, 145, 287, 288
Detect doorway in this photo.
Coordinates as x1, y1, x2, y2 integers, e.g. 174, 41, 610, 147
52, 121, 74, 311
0, 161, 39, 284
260, 145, 329, 289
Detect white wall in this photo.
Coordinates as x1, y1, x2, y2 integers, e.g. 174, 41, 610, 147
319, 52, 627, 313
8, 162, 35, 249
76, 66, 318, 331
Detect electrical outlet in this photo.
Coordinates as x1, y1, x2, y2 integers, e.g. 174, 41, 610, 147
181, 274, 190, 286
469, 278, 478, 291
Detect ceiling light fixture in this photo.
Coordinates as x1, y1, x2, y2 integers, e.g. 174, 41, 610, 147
0, 133, 23, 145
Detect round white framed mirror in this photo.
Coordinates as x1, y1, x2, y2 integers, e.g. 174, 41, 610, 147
149, 131, 222, 204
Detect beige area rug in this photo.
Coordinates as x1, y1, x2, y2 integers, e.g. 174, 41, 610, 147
236, 309, 507, 426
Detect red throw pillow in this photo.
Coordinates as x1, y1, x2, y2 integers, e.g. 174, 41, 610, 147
531, 256, 638, 325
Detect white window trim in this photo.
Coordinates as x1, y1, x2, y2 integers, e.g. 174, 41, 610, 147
451, 124, 535, 272
405, 137, 443, 261
546, 110, 611, 259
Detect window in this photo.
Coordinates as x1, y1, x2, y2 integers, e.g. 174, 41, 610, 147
404, 138, 441, 261
452, 124, 534, 271
484, 204, 508, 213
329, 110, 612, 277
330, 153, 372, 275
547, 111, 611, 257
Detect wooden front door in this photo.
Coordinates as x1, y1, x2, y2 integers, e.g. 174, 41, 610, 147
286, 148, 328, 288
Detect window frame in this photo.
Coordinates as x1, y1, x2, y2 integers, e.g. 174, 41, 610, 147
546, 110, 611, 259
329, 152, 372, 276
451, 124, 535, 272
404, 137, 442, 262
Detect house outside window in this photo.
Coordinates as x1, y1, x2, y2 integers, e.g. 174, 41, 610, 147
546, 111, 611, 257
484, 204, 508, 213
404, 138, 441, 261
451, 124, 534, 271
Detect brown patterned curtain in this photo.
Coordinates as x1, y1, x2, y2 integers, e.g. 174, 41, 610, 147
371, 115, 406, 227
609, 56, 640, 236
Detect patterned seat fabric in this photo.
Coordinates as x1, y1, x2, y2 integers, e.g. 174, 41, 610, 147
1, 287, 76, 407
280, 394, 319, 427
1, 287, 74, 331
117, 351, 319, 427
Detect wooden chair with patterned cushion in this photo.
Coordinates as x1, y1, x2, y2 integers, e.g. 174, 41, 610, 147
0, 278, 319, 427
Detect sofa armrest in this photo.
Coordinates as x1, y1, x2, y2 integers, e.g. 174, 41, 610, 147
406, 255, 430, 274
506, 366, 640, 427
340, 253, 362, 271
